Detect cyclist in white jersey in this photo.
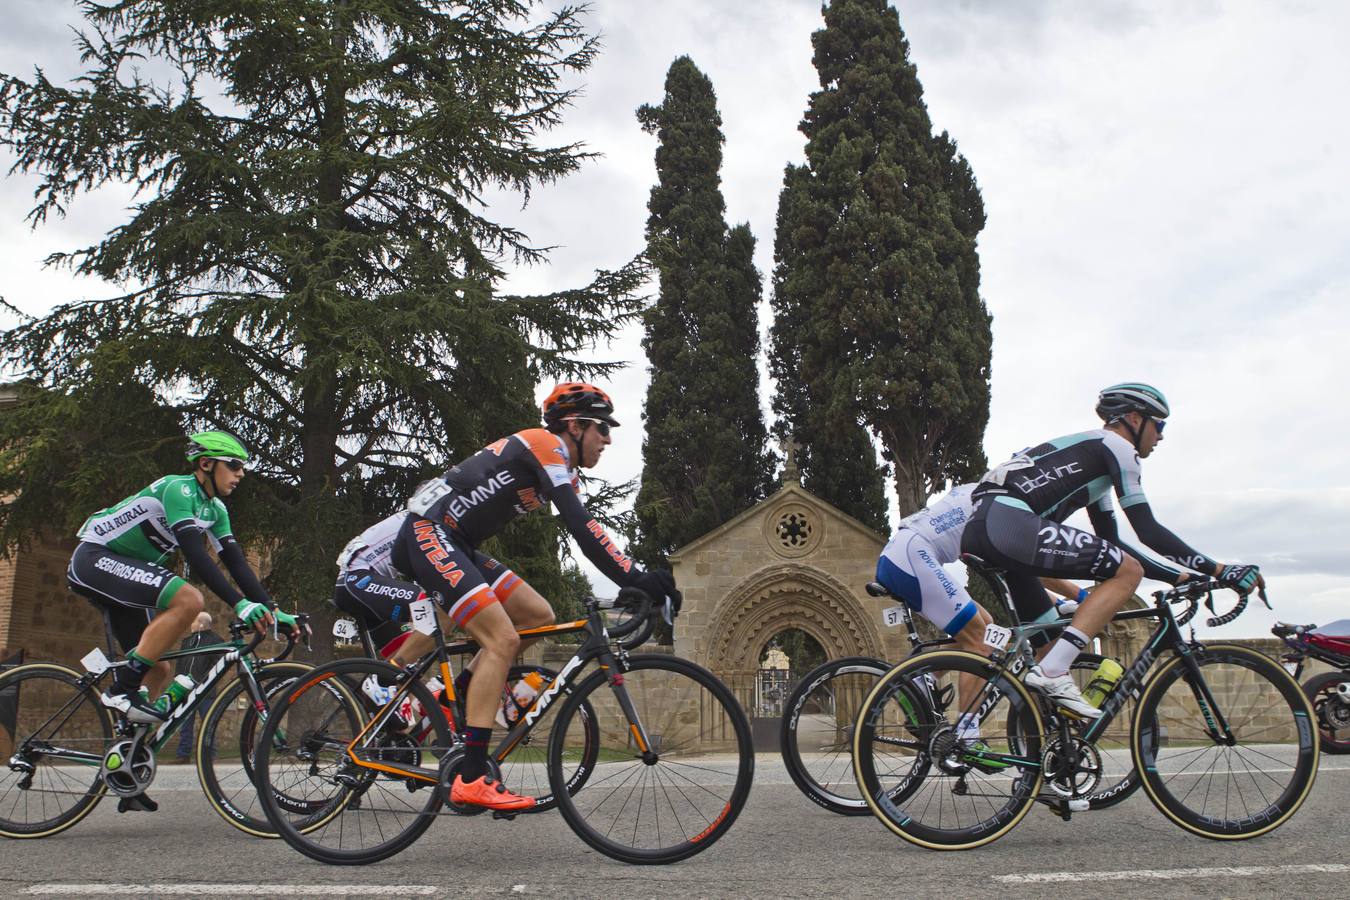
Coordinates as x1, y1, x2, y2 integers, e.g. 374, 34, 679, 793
877, 483, 1083, 741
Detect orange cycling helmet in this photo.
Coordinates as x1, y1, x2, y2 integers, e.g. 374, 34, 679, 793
542, 382, 620, 427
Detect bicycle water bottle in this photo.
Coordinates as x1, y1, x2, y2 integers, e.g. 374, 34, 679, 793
1082, 658, 1123, 708
496, 670, 546, 727
156, 674, 195, 714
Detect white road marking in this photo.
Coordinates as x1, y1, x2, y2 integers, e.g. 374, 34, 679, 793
994, 864, 1350, 884
25, 886, 439, 896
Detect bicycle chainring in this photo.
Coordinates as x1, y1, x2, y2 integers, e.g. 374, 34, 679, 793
1041, 735, 1102, 799
101, 737, 156, 797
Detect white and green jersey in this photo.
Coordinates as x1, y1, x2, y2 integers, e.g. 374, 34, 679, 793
77, 475, 232, 565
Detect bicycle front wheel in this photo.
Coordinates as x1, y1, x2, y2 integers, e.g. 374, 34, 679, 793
196, 660, 313, 837
548, 654, 754, 864
0, 663, 112, 838
255, 658, 445, 865
853, 650, 1044, 850
1133, 643, 1319, 839
779, 656, 888, 816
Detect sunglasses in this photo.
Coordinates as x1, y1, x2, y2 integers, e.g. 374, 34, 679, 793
574, 417, 612, 437
209, 457, 247, 472
1150, 417, 1166, 435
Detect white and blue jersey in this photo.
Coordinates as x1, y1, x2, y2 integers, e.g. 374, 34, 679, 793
876, 485, 980, 636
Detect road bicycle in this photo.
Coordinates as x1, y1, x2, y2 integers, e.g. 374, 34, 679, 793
253, 587, 754, 865
0, 611, 311, 838
779, 579, 1144, 815
1273, 619, 1350, 754
327, 604, 603, 806
852, 556, 1318, 849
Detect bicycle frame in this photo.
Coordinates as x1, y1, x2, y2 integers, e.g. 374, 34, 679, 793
339, 601, 652, 784
15, 627, 294, 770
957, 589, 1237, 772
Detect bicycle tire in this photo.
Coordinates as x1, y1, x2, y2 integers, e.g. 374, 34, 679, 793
1133, 642, 1319, 839
547, 654, 754, 864
496, 663, 599, 812
0, 663, 112, 839
255, 657, 444, 865
196, 660, 313, 837
1302, 670, 1350, 754
854, 650, 1044, 850
779, 656, 888, 816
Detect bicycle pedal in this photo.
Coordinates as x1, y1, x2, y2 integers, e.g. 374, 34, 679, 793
492, 810, 518, 821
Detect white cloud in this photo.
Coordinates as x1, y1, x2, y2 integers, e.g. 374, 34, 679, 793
3, 1, 1346, 635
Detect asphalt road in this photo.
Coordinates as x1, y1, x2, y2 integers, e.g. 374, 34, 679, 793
3, 757, 1348, 899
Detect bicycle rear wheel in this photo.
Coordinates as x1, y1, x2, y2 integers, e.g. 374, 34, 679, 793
779, 656, 887, 816
853, 650, 1044, 850
255, 658, 445, 865
548, 654, 754, 864
1303, 670, 1350, 754
0, 663, 112, 838
1133, 643, 1319, 839
196, 660, 313, 837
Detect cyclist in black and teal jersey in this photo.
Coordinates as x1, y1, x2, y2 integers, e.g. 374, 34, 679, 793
67, 431, 302, 732
962, 383, 1264, 716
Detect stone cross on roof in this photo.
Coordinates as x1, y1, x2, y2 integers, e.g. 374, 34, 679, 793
779, 434, 801, 485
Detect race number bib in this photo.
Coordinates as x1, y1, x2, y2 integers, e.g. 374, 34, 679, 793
983, 624, 1013, 652
410, 598, 438, 635
81, 647, 111, 675
406, 479, 452, 516
982, 453, 1034, 487
881, 606, 908, 628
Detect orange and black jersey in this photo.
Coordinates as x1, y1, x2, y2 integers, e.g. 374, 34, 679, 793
416, 429, 638, 587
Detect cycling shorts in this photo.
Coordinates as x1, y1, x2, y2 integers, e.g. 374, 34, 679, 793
963, 496, 1126, 582
876, 531, 979, 636
66, 541, 187, 652
390, 516, 524, 629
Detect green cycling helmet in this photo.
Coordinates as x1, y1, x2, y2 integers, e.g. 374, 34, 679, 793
186, 430, 250, 463
1095, 383, 1169, 423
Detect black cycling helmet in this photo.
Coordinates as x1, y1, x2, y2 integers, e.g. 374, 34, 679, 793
1095, 383, 1170, 423
541, 382, 619, 427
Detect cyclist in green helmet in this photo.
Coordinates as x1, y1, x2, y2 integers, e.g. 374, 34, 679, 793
67, 430, 303, 808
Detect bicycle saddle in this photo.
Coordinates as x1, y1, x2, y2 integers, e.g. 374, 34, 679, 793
865, 582, 893, 598
959, 553, 1002, 575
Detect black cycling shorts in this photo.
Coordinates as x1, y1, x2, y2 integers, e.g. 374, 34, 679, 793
66, 542, 187, 652
382, 515, 527, 631
332, 571, 424, 655
963, 497, 1126, 584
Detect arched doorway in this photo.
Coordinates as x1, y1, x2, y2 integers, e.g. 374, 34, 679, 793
753, 627, 827, 720
699, 566, 885, 750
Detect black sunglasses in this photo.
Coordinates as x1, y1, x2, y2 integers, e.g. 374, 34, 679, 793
575, 417, 612, 437
1150, 417, 1166, 435
209, 457, 247, 472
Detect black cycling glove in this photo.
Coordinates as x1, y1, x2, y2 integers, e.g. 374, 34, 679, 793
634, 569, 682, 615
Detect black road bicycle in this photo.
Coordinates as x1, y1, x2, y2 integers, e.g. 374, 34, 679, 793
0, 612, 310, 839
780, 579, 1144, 815
253, 588, 754, 866
852, 557, 1318, 850
1273, 620, 1350, 754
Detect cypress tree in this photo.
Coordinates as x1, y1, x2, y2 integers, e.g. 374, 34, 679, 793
633, 56, 772, 564
0, 1, 645, 604
770, 0, 992, 520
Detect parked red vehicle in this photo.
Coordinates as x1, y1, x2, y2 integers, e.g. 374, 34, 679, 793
1273, 620, 1350, 754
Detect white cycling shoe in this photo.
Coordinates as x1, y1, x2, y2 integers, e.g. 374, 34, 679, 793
1024, 666, 1101, 719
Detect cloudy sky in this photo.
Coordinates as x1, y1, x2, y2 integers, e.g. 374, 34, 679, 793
3, 1, 1348, 638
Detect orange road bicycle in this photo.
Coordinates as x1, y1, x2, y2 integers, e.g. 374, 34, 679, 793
252, 588, 754, 865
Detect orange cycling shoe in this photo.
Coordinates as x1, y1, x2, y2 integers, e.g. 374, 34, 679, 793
450, 774, 537, 811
